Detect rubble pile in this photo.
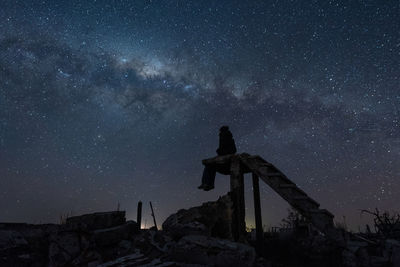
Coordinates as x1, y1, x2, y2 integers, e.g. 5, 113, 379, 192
0, 211, 140, 266
162, 194, 234, 240
0, 195, 256, 267
0, 195, 399, 267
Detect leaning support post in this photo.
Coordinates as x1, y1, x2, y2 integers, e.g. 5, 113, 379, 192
149, 201, 158, 230
230, 155, 246, 242
252, 173, 263, 254
137, 201, 142, 230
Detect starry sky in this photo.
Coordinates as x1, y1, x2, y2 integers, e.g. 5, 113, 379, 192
0, 0, 399, 230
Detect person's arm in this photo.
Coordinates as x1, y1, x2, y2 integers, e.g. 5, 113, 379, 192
232, 139, 237, 154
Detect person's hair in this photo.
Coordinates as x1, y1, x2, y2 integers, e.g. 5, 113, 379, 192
220, 126, 229, 132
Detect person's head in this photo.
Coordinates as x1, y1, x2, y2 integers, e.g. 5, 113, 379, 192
219, 126, 229, 132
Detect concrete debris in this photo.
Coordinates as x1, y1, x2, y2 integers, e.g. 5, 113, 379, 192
65, 211, 126, 231
92, 220, 138, 247
0, 197, 399, 267
162, 194, 233, 240
169, 235, 256, 266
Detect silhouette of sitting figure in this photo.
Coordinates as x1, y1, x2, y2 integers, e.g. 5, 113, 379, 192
198, 126, 237, 191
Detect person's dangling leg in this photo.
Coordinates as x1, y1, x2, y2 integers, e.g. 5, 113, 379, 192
199, 166, 211, 189
198, 165, 216, 191
204, 166, 216, 190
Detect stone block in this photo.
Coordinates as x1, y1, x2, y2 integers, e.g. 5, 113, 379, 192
66, 211, 126, 231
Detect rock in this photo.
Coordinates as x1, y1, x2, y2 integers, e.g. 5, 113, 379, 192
0, 230, 30, 266
386, 239, 400, 267
65, 211, 126, 231
169, 235, 256, 267
0, 224, 56, 267
48, 212, 137, 266
118, 240, 133, 251
341, 249, 358, 267
93, 221, 138, 247
254, 257, 273, 267
162, 194, 233, 240
0, 230, 28, 249
97, 250, 147, 266
48, 230, 103, 267
48, 231, 84, 267
71, 250, 103, 267
355, 247, 371, 267
392, 248, 400, 267
97, 250, 178, 267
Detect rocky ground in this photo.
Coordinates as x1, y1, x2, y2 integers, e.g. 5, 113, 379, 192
1, 194, 399, 267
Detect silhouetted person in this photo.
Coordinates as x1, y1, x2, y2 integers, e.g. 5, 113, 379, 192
198, 126, 237, 191
216, 126, 237, 155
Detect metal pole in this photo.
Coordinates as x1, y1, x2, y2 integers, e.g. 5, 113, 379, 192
149, 201, 158, 230
252, 173, 263, 254
137, 201, 142, 230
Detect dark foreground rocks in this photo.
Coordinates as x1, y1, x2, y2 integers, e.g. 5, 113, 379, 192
0, 211, 140, 267
0, 223, 58, 267
1, 196, 399, 267
0, 199, 256, 267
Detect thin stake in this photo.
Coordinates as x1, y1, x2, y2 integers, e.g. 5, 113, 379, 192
137, 201, 142, 230
149, 201, 158, 230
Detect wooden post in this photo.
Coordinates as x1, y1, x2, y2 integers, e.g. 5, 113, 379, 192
252, 173, 263, 254
137, 201, 142, 231
230, 155, 246, 242
149, 201, 158, 230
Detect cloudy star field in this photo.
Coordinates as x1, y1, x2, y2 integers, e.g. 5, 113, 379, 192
0, 0, 399, 229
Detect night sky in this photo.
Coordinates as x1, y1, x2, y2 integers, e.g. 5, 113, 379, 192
1, 0, 399, 230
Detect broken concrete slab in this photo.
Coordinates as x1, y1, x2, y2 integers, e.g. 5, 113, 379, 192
93, 220, 138, 247
65, 211, 126, 231
162, 194, 233, 240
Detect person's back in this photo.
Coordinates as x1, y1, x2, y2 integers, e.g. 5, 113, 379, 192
216, 126, 237, 156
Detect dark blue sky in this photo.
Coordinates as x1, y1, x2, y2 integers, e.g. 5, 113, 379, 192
0, 0, 399, 229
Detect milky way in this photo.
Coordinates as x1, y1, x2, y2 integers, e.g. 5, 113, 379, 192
0, 0, 399, 229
